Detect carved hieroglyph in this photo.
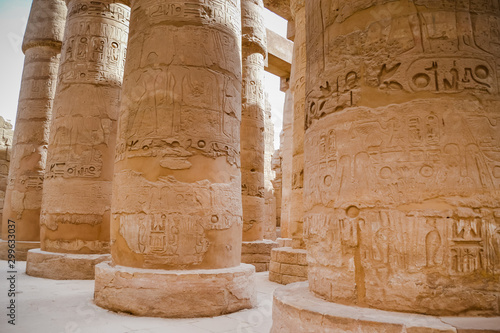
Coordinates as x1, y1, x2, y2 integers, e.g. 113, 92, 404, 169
0, 117, 14, 237
305, 0, 500, 316
112, 0, 243, 270
40, 0, 130, 254
241, 0, 267, 242
289, 0, 305, 249
1, 0, 66, 244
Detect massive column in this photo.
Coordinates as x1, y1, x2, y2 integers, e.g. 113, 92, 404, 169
94, 0, 255, 318
0, 0, 66, 261
263, 96, 277, 241
269, 0, 308, 285
280, 86, 293, 239
0, 118, 13, 240
240, 0, 277, 272
26, 0, 130, 280
272, 1, 500, 331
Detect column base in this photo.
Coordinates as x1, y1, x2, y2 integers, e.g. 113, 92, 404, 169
276, 238, 292, 247
269, 247, 307, 284
271, 282, 500, 333
241, 239, 278, 272
94, 262, 256, 318
26, 249, 110, 280
0, 240, 40, 261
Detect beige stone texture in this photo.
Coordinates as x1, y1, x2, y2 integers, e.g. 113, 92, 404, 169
0, 117, 13, 240
265, 28, 293, 78
95, 0, 255, 318
1, 0, 66, 259
272, 149, 282, 231
26, 248, 110, 280
109, 0, 243, 271
94, 262, 256, 318
276, 237, 292, 248
280, 88, 293, 239
271, 283, 500, 333
241, 0, 267, 243
289, 0, 306, 250
241, 239, 278, 272
264, 96, 277, 241
37, 0, 130, 261
304, 0, 500, 316
269, 247, 307, 284
263, 0, 291, 21
0, 240, 39, 261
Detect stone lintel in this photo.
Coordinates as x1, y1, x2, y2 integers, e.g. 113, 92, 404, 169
265, 28, 293, 78
263, 0, 291, 21
94, 262, 256, 318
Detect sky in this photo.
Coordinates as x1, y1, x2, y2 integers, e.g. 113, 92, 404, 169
0, 1, 287, 149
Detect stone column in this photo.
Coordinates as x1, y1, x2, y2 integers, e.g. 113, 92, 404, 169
240, 0, 277, 272
94, 0, 255, 318
271, 149, 282, 233
0, 117, 13, 241
263, 95, 277, 241
26, 0, 130, 280
0, 0, 66, 261
269, 0, 308, 285
272, 1, 500, 331
289, 0, 306, 250
280, 86, 293, 239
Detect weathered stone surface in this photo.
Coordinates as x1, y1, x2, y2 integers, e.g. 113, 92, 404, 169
289, 0, 305, 250
280, 87, 293, 239
269, 247, 307, 284
264, 96, 277, 241
241, 239, 278, 272
94, 262, 256, 318
265, 28, 293, 78
26, 248, 110, 280
1, 0, 66, 258
304, 0, 500, 316
276, 237, 292, 248
95, 0, 255, 318
0, 240, 39, 261
271, 283, 500, 333
242, 0, 267, 243
0, 117, 13, 241
272, 150, 282, 232
107, 0, 243, 271
38, 0, 130, 259
263, 0, 291, 21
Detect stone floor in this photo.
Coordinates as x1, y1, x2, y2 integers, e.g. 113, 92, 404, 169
1, 261, 278, 333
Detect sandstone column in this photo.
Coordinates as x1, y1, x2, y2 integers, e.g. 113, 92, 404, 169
0, 117, 14, 241
240, 0, 277, 272
272, 1, 500, 331
263, 95, 277, 241
269, 0, 308, 285
279, 87, 293, 239
0, 0, 66, 261
26, 0, 130, 280
94, 0, 255, 318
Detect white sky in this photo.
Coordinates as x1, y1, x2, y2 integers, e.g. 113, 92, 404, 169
0, 2, 287, 149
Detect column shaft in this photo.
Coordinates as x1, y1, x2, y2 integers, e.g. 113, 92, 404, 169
1, 0, 67, 260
